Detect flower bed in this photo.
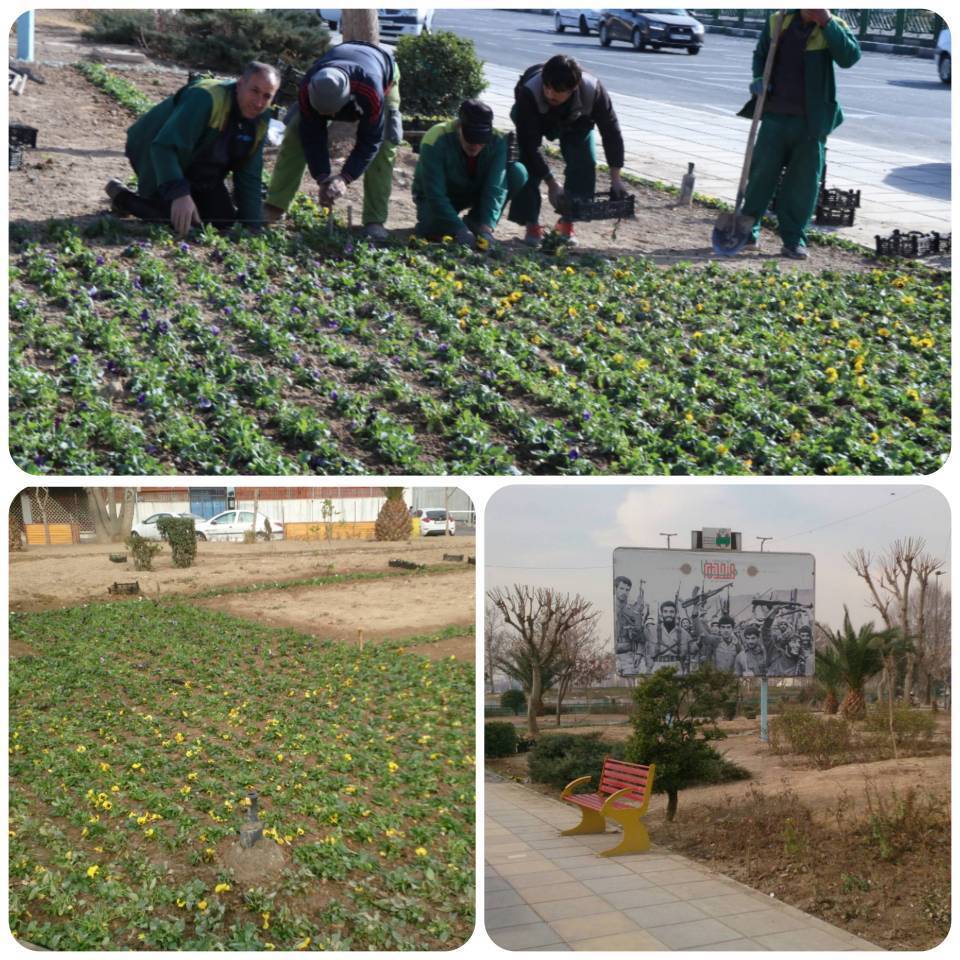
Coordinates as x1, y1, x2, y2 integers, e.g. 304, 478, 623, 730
9, 207, 949, 475
8, 602, 474, 950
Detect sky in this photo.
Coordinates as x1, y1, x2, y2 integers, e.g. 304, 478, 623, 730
485, 484, 950, 639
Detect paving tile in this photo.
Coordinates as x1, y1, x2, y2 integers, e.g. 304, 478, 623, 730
722, 908, 813, 938
690, 892, 772, 917
505, 869, 575, 889
642, 867, 712, 885
623, 900, 710, 928
602, 887, 681, 910
583, 874, 656, 895
567, 862, 635, 881
517, 881, 595, 905
756, 927, 867, 951
485, 889, 527, 910
688, 937, 770, 951
531, 894, 613, 923
663, 879, 742, 901
485, 904, 543, 930
497, 858, 556, 877
620, 856, 682, 874
646, 917, 744, 949
485, 875, 511, 893
550, 911, 643, 942
568, 930, 671, 951
487, 921, 565, 950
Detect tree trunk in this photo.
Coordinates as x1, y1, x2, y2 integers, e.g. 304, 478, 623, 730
665, 789, 678, 822
527, 664, 541, 736
823, 691, 839, 715
840, 687, 866, 721
340, 9, 379, 43
88, 488, 135, 543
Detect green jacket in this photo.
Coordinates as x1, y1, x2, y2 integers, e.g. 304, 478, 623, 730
737, 12, 861, 139
126, 79, 270, 224
412, 120, 509, 231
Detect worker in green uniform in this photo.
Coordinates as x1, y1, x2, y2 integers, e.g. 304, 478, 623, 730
412, 99, 528, 248
738, 9, 860, 259
106, 62, 279, 235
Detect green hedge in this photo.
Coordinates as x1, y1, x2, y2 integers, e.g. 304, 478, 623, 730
395, 31, 486, 119
485, 721, 518, 758
156, 517, 197, 568
527, 732, 626, 789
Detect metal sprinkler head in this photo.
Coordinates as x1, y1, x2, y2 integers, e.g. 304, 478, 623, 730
239, 791, 264, 848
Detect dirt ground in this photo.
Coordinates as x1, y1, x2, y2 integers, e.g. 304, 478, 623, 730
9, 535, 475, 606
8, 10, 926, 273
487, 714, 951, 822
200, 569, 475, 656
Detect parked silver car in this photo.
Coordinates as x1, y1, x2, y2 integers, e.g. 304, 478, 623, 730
598, 8, 705, 54
554, 9, 602, 35
936, 28, 950, 85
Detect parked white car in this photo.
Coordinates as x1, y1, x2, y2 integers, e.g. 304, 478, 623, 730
130, 512, 205, 541
195, 510, 284, 542
554, 9, 602, 35
317, 9, 435, 40
411, 508, 456, 537
936, 28, 950, 84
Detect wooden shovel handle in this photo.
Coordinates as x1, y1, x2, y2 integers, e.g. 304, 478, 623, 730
736, 10, 786, 209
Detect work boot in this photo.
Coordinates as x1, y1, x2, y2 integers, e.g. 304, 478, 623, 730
523, 223, 546, 248
363, 222, 389, 241
104, 178, 132, 217
554, 219, 578, 246
780, 243, 809, 260
262, 203, 285, 224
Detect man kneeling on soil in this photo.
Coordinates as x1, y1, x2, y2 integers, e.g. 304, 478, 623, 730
509, 54, 628, 248
412, 99, 528, 249
105, 62, 280, 235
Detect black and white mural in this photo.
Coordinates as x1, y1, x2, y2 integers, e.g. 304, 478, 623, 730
613, 548, 815, 678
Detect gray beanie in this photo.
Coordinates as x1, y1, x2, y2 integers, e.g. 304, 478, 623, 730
308, 67, 350, 115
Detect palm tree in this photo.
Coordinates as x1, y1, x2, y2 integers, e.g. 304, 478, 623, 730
827, 607, 887, 720
814, 643, 843, 715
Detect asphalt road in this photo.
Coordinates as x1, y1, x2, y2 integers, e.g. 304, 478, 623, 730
432, 9, 950, 162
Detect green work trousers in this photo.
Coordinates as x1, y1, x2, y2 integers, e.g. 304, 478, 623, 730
415, 161, 529, 237
742, 112, 826, 249
507, 121, 597, 226
265, 81, 401, 226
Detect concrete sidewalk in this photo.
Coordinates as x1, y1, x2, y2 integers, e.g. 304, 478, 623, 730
480, 62, 950, 250
485, 779, 880, 952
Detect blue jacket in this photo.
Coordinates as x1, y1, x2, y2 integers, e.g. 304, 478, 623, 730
298, 42, 395, 183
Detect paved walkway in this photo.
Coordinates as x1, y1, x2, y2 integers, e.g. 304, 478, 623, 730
485, 779, 880, 952
480, 63, 950, 250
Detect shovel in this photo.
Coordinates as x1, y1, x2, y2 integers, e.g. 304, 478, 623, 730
712, 10, 785, 256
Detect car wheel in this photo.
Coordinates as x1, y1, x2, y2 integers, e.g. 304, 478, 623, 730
256, 531, 269, 541
195, 532, 206, 541
939, 52, 951, 84
599, 23, 612, 46
632, 28, 646, 51
687, 44, 701, 55
578, 15, 590, 35
554, 12, 565, 33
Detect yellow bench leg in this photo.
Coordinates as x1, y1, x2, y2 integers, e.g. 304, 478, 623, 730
599, 814, 651, 857
561, 807, 606, 836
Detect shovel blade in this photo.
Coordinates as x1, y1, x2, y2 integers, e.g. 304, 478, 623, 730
711, 211, 756, 257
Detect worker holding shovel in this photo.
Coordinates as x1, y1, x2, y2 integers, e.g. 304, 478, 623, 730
736, 9, 861, 259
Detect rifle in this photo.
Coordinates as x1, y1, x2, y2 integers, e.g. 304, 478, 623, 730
681, 581, 733, 610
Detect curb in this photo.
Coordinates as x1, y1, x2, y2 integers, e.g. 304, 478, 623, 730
702, 23, 936, 58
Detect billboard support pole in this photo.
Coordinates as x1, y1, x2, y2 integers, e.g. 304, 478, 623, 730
759, 678, 769, 742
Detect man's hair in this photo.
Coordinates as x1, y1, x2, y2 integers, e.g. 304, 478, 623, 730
743, 624, 761, 638
660, 600, 676, 612
799, 624, 812, 635
718, 615, 735, 628
541, 55, 582, 92
241, 61, 281, 86
614, 575, 632, 589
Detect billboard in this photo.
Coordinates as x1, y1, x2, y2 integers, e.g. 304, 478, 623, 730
612, 548, 815, 678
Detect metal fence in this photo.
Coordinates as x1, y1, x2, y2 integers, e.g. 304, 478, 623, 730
699, 9, 946, 46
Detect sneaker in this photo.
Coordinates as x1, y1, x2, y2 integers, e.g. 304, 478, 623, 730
364, 222, 389, 241
554, 219, 578, 246
524, 224, 546, 248
104, 178, 131, 217
780, 243, 809, 260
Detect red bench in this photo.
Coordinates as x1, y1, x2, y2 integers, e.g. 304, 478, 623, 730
560, 758, 656, 857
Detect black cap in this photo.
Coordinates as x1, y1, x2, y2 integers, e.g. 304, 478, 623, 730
459, 99, 494, 144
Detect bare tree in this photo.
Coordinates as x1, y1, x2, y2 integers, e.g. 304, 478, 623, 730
341, 9, 379, 43
487, 585, 598, 736
35, 487, 53, 545
88, 488, 136, 543
552, 620, 607, 726
484, 598, 506, 694
846, 538, 945, 703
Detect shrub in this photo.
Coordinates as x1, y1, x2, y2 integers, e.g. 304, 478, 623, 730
156, 517, 197, 569
768, 709, 852, 768
395, 31, 486, 119
125, 534, 162, 571
528, 732, 625, 789
485, 721, 518, 758
864, 704, 936, 746
86, 9, 330, 75
500, 689, 527, 716
722, 699, 737, 721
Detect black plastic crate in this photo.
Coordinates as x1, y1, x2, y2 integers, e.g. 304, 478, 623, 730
932, 231, 951, 254
875, 230, 940, 258
9, 144, 23, 171
815, 203, 855, 227
10, 122, 37, 148
819, 187, 860, 209
556, 192, 636, 221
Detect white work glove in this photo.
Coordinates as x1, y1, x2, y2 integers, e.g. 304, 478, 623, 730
170, 194, 202, 236
319, 175, 347, 206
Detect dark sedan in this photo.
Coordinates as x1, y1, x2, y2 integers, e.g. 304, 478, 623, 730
598, 8, 705, 54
